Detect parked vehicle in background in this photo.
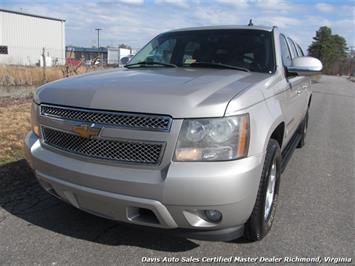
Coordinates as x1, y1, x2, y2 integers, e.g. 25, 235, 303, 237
120, 54, 134, 66
65, 58, 81, 66
84, 59, 101, 66
108, 47, 132, 66
25, 25, 322, 242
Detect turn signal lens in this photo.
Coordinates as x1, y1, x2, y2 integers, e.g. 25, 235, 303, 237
236, 115, 249, 158
32, 125, 40, 137
31, 102, 40, 137
174, 148, 202, 161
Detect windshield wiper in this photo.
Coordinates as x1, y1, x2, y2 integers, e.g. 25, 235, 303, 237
189, 62, 250, 72
125, 61, 177, 68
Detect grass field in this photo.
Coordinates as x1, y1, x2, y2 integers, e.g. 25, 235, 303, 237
0, 65, 64, 86
0, 98, 31, 165
0, 64, 98, 86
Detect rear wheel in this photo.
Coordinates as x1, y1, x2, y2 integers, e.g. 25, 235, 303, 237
297, 111, 309, 148
244, 139, 281, 241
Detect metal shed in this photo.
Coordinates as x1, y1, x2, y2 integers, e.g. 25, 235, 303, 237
0, 8, 65, 65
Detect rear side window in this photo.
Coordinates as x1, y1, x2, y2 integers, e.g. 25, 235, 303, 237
280, 35, 292, 67
296, 44, 304, 56
287, 37, 298, 58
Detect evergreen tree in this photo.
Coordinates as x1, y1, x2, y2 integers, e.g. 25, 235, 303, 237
308, 26, 348, 74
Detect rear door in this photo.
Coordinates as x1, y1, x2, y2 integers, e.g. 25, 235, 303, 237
279, 34, 300, 143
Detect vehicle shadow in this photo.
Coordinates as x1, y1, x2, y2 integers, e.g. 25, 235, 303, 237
0, 160, 198, 252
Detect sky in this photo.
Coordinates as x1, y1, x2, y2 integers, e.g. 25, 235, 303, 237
2, 0, 354, 51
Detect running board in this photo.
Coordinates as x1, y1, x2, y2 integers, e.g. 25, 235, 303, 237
281, 133, 302, 173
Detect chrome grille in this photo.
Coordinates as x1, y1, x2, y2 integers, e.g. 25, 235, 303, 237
42, 127, 164, 165
40, 104, 172, 131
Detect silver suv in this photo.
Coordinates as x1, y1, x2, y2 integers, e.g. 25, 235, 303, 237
25, 25, 322, 241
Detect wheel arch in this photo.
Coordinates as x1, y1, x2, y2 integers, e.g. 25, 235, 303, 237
260, 116, 286, 154
270, 122, 285, 148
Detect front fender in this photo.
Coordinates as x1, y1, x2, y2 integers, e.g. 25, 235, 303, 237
226, 98, 284, 156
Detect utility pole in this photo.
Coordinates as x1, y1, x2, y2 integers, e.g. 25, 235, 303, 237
95, 28, 102, 48
350, 46, 354, 78
95, 28, 102, 67
42, 47, 47, 83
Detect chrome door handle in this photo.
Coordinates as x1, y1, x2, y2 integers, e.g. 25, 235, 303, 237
296, 90, 302, 95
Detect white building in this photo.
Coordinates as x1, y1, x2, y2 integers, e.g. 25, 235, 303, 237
0, 8, 65, 65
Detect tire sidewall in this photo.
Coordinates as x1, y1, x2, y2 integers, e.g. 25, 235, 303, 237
245, 139, 281, 240
262, 143, 281, 231
298, 111, 309, 148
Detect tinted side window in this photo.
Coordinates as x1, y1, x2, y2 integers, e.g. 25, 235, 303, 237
280, 35, 292, 67
296, 44, 304, 56
295, 44, 302, 57
287, 37, 298, 58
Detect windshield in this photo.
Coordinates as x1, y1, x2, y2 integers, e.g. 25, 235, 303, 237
129, 29, 275, 73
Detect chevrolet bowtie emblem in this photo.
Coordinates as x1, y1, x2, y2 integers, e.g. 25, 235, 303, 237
72, 124, 101, 138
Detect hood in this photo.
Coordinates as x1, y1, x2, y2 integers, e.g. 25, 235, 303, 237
36, 68, 269, 118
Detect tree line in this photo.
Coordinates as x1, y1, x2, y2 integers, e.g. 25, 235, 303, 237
308, 26, 353, 76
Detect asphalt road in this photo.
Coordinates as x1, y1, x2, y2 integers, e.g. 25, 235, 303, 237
0, 75, 354, 265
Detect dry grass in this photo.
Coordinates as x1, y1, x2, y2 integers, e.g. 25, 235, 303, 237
0, 65, 62, 86
0, 64, 107, 164
0, 98, 31, 164
0, 65, 96, 86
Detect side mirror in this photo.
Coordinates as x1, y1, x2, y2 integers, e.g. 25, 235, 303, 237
287, 56, 323, 76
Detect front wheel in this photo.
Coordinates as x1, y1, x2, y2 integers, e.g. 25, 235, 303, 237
244, 139, 281, 241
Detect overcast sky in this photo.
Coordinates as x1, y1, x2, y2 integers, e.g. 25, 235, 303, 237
2, 0, 354, 51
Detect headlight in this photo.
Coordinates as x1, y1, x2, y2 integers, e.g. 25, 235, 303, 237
174, 114, 249, 161
31, 102, 40, 137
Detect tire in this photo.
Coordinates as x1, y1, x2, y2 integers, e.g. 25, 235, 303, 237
244, 139, 281, 241
297, 110, 309, 148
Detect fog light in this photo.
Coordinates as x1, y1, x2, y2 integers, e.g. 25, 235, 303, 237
204, 210, 222, 223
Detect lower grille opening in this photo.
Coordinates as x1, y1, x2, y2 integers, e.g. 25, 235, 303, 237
128, 207, 160, 225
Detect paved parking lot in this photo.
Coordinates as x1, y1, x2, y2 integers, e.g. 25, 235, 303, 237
0, 75, 353, 265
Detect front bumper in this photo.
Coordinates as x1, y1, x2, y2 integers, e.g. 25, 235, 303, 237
25, 132, 264, 241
